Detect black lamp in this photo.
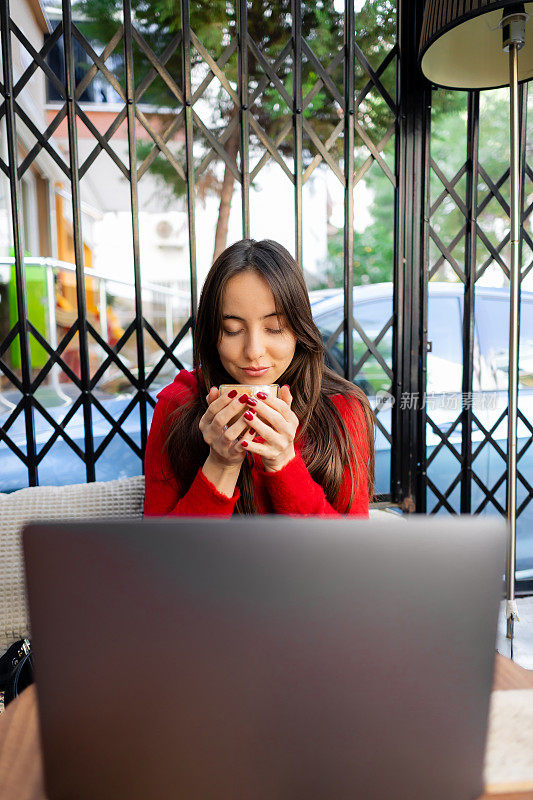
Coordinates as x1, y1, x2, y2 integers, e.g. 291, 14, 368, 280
419, 1, 533, 645
420, 2, 533, 89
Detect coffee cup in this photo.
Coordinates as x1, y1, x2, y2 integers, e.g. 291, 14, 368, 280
219, 384, 279, 399
218, 384, 279, 428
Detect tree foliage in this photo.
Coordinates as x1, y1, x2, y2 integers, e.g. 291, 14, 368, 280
318, 164, 395, 288
317, 87, 516, 289
75, 0, 397, 194
75, 0, 480, 276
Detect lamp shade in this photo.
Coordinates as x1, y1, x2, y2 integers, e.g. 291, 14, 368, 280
419, 1, 533, 89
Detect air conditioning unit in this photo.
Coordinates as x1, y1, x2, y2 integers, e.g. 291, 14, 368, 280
154, 217, 185, 249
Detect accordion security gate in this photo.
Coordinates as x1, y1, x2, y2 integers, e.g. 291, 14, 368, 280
423, 90, 532, 519
0, 0, 531, 578
423, 87, 533, 588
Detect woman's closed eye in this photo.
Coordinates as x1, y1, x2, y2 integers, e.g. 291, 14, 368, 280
223, 328, 283, 336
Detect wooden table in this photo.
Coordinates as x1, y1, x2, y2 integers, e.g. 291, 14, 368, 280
1, 654, 533, 800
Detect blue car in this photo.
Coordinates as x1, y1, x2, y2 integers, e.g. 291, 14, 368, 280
1, 282, 532, 580
309, 282, 533, 582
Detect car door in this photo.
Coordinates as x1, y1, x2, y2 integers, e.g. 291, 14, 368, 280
475, 293, 533, 580
315, 296, 393, 396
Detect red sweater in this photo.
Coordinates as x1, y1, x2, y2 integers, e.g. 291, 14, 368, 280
144, 370, 370, 518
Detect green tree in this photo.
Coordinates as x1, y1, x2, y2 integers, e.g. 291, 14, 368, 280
318, 164, 395, 288
429, 88, 512, 284
75, 0, 398, 261
318, 86, 513, 290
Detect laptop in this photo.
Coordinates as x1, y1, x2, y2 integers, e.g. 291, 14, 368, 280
23, 515, 506, 800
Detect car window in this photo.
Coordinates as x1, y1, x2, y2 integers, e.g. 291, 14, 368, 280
426, 295, 463, 393
476, 296, 533, 388
427, 296, 462, 363
315, 298, 393, 394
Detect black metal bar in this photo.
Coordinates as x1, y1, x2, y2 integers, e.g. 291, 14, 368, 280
11, 20, 65, 100
477, 165, 510, 218
180, 0, 197, 322
16, 103, 70, 180
123, 0, 147, 458
460, 91, 479, 514
30, 323, 81, 390
302, 39, 344, 107
291, 0, 303, 267
417, 98, 431, 516
144, 316, 192, 384
62, 0, 95, 481
88, 321, 137, 390
74, 25, 125, 100
395, 0, 430, 513
343, 0, 355, 384
33, 397, 87, 463
353, 40, 396, 115
425, 413, 463, 468
91, 393, 143, 459
237, 0, 249, 239
391, 4, 403, 506
514, 81, 528, 515
0, 0, 38, 485
518, 81, 527, 304
471, 408, 509, 464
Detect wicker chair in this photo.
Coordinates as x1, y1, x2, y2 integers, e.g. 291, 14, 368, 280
0, 475, 402, 656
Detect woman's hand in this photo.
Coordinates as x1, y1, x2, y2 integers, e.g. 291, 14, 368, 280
199, 387, 257, 468
240, 384, 299, 472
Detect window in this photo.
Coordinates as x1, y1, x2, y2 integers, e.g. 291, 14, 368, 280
46, 22, 123, 105
316, 297, 393, 394
476, 296, 533, 389
427, 295, 463, 393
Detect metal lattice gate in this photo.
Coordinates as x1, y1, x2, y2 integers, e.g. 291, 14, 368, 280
1, 0, 532, 585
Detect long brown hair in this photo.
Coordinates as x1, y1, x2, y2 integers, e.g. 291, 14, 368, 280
165, 239, 375, 513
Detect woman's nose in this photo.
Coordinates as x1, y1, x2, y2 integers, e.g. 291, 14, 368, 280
243, 330, 266, 360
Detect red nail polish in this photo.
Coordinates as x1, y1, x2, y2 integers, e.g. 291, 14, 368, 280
246, 397, 257, 406
227, 389, 238, 398
241, 440, 248, 448
282, 384, 291, 391
254, 435, 266, 444
256, 391, 267, 400
243, 410, 255, 421
238, 393, 249, 403
249, 428, 255, 435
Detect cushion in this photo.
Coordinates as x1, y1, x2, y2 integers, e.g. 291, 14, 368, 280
0, 475, 145, 655
369, 508, 405, 522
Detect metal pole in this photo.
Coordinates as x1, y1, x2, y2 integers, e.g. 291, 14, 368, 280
123, 0, 147, 453
461, 91, 479, 515
505, 40, 520, 640
180, 0, 198, 323
291, 0, 303, 267
395, 0, 430, 512
237, 0, 249, 239
0, 0, 38, 484
62, 0, 95, 481
343, 0, 355, 384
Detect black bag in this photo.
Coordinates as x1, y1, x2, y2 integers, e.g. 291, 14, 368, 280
0, 638, 34, 707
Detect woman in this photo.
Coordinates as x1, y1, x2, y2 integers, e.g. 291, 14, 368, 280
144, 239, 374, 517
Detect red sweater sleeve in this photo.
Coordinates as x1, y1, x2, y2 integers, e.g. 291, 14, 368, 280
144, 390, 240, 517
259, 393, 370, 518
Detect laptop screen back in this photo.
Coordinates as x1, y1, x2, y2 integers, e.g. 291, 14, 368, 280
23, 515, 505, 800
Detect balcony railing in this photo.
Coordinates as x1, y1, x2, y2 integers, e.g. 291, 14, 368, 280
0, 256, 190, 404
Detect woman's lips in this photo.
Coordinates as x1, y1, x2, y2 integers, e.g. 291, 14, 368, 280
242, 366, 270, 376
